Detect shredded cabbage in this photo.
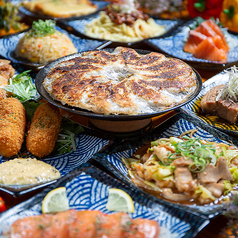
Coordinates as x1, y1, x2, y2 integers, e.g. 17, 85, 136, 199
217, 66, 238, 102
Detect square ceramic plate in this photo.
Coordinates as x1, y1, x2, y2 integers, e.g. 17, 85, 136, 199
145, 20, 238, 70
0, 26, 106, 71
181, 69, 238, 136
17, 0, 109, 21
59, 12, 182, 45
0, 165, 209, 238
0, 128, 109, 196
92, 112, 238, 218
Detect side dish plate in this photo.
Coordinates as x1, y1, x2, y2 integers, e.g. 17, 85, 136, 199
181, 69, 238, 135
59, 12, 182, 45
35, 48, 202, 121
0, 165, 209, 238
0, 26, 106, 71
0, 129, 109, 196
92, 112, 238, 218
18, 0, 108, 21
145, 20, 238, 70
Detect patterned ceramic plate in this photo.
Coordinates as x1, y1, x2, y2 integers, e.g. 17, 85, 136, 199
0, 129, 109, 196
145, 20, 238, 70
60, 12, 181, 45
18, 0, 108, 21
92, 112, 238, 218
0, 26, 106, 71
0, 165, 209, 238
181, 69, 238, 135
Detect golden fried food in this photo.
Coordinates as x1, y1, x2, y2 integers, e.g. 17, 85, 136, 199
43, 47, 197, 115
0, 60, 15, 99
26, 101, 62, 158
0, 98, 26, 157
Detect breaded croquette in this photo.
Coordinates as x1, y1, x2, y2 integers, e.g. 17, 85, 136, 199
0, 98, 26, 157
26, 101, 62, 158
0, 60, 15, 99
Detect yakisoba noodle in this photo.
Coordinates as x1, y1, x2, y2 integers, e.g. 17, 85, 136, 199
85, 11, 166, 42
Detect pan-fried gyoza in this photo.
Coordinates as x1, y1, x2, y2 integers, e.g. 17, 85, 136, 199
123, 132, 238, 205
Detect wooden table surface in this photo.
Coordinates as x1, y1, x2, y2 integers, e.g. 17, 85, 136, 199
0, 39, 236, 237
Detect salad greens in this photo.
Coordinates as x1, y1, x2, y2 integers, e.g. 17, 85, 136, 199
54, 118, 84, 154
4, 70, 37, 103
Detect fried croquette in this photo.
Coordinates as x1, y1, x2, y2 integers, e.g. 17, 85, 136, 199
26, 101, 62, 158
0, 98, 26, 157
0, 60, 15, 99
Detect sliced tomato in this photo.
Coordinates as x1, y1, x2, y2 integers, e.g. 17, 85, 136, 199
0, 197, 6, 212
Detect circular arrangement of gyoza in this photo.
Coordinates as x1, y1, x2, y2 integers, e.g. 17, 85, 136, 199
43, 47, 198, 115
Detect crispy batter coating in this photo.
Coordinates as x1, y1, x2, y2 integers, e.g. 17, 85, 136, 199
0, 60, 15, 99
0, 98, 26, 157
26, 101, 62, 158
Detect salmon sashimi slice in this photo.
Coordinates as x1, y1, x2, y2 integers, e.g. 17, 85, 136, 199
212, 35, 228, 53
10, 210, 160, 238
95, 212, 132, 238
205, 19, 229, 52
193, 37, 228, 62
69, 210, 103, 238
194, 21, 217, 38
10, 210, 78, 238
127, 219, 160, 238
183, 30, 207, 54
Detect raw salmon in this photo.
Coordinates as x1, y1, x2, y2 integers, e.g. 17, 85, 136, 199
10, 210, 160, 238
205, 19, 229, 52
193, 37, 227, 62
183, 19, 229, 62
183, 30, 207, 54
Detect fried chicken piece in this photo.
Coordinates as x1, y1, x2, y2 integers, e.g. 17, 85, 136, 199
0, 60, 15, 99
26, 101, 62, 158
0, 97, 26, 157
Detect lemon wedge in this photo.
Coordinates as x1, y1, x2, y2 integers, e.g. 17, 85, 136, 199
42, 187, 69, 214
106, 188, 134, 213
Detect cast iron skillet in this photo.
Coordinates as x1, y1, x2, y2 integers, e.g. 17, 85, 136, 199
35, 48, 202, 121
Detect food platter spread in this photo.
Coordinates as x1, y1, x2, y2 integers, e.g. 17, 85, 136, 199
2, 0, 238, 237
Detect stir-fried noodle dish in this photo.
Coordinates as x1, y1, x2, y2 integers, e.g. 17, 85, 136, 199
123, 130, 238, 205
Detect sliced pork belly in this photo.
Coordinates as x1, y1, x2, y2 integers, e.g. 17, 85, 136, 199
198, 157, 233, 183
217, 99, 238, 123
203, 182, 224, 198
174, 167, 197, 193
171, 156, 193, 166
200, 84, 225, 114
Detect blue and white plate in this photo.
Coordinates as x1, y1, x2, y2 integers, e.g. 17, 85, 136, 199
0, 165, 209, 238
17, 0, 109, 21
0, 130, 109, 196
0, 26, 106, 70
181, 69, 238, 135
92, 112, 238, 218
60, 12, 181, 45
145, 21, 238, 70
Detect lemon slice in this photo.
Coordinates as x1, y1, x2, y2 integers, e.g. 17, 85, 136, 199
106, 188, 134, 213
42, 187, 69, 214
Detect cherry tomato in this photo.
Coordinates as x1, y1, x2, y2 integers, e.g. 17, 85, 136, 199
0, 197, 6, 212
